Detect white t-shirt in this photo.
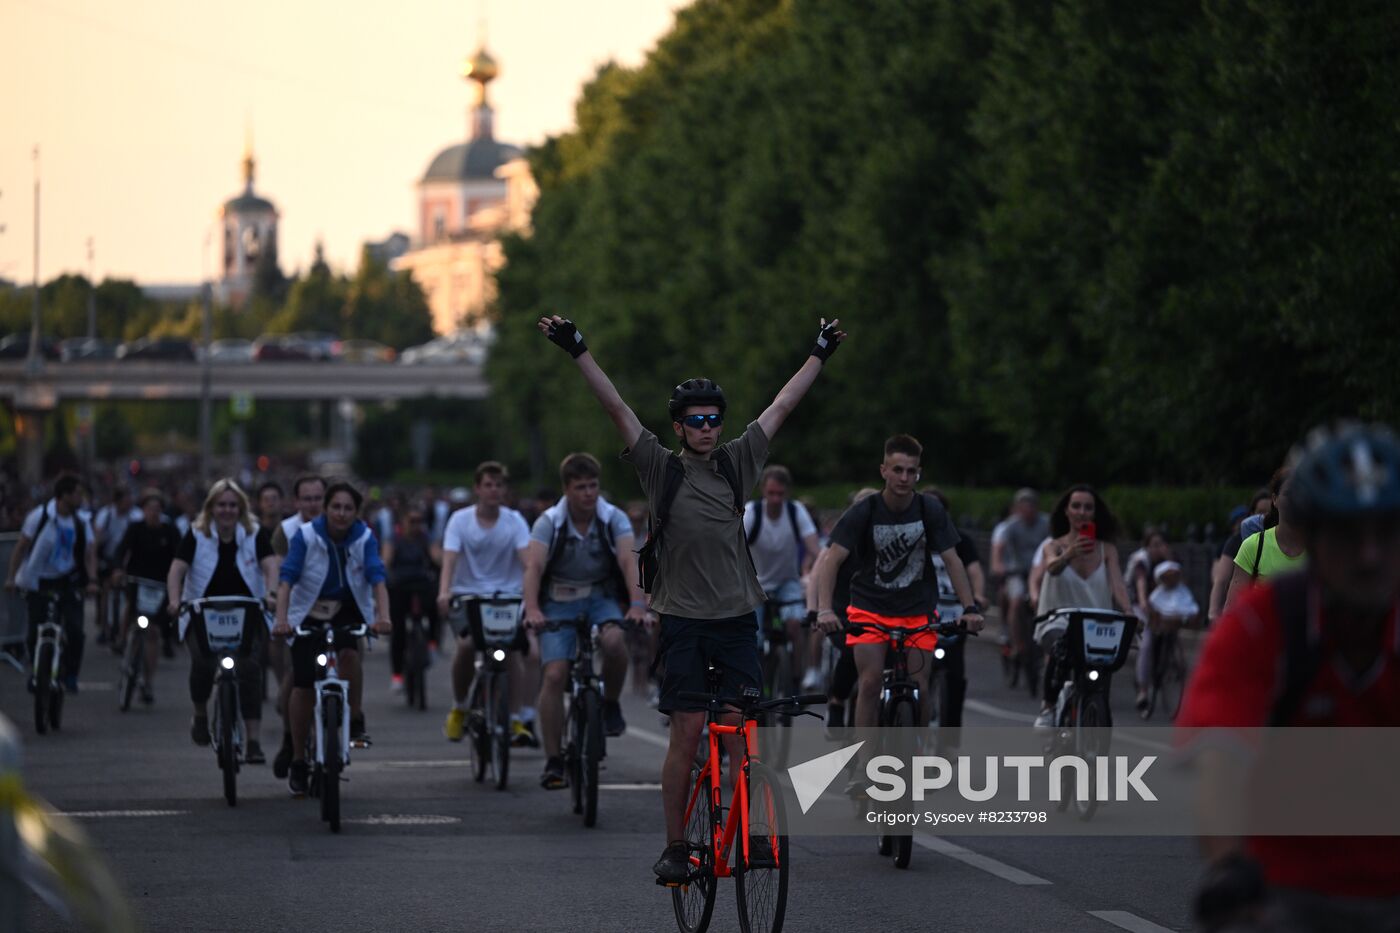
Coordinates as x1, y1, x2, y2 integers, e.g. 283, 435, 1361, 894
443, 505, 530, 596
991, 517, 1014, 548
21, 505, 95, 582
742, 499, 817, 592
1149, 583, 1199, 620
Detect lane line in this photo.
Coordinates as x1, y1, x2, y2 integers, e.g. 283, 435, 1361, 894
964, 699, 1171, 753
915, 836, 1052, 885
1088, 910, 1178, 932
369, 759, 469, 769
59, 809, 187, 818
599, 783, 662, 791
343, 814, 461, 826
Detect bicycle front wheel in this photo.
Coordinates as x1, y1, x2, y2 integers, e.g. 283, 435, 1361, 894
118, 631, 142, 712
1074, 693, 1111, 821
672, 767, 717, 933
580, 688, 603, 828
218, 680, 239, 807
735, 761, 790, 933
33, 644, 54, 734
323, 693, 343, 832
1156, 633, 1186, 722
491, 672, 511, 791
887, 697, 915, 870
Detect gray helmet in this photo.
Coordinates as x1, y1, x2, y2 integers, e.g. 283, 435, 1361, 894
669, 378, 726, 421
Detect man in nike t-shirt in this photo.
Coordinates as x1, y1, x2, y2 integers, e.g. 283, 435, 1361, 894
814, 434, 984, 733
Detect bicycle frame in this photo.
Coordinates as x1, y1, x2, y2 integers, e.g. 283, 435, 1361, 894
33, 603, 65, 683
683, 714, 758, 880
310, 626, 358, 769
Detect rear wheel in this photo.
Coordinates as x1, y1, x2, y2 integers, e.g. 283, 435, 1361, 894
672, 768, 717, 933
580, 688, 603, 828
33, 644, 54, 735
889, 697, 915, 869
735, 762, 790, 933
323, 693, 342, 832
218, 680, 239, 807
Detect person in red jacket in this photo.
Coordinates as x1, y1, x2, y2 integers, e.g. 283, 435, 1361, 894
1178, 423, 1400, 932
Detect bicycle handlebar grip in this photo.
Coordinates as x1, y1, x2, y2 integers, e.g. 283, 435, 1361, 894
793, 694, 829, 706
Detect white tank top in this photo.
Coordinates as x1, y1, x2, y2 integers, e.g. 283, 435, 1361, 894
1037, 543, 1114, 614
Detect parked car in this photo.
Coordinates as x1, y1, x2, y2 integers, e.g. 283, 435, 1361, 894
117, 337, 197, 361
207, 338, 255, 363
252, 335, 315, 362
289, 331, 339, 361
399, 332, 485, 365
332, 338, 396, 363
58, 337, 119, 361
0, 334, 60, 360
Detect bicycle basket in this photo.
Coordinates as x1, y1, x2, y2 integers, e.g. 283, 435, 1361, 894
469, 598, 524, 650
1063, 612, 1133, 673
200, 604, 250, 653
134, 583, 165, 616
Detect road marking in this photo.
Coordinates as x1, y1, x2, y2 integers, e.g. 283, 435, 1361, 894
1088, 910, 1177, 932
963, 699, 1170, 753
343, 814, 461, 826
915, 836, 1052, 885
625, 726, 670, 749
59, 809, 187, 818
599, 783, 662, 791
371, 759, 469, 769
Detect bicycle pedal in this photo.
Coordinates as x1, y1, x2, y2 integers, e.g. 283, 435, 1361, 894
655, 878, 682, 889
351, 738, 372, 749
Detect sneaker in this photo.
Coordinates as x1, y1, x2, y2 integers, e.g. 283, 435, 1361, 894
444, 707, 466, 742
540, 755, 568, 790
273, 733, 294, 778
511, 719, 539, 748
390, 675, 404, 695
1032, 708, 1055, 733
603, 700, 627, 737
62, 674, 79, 694
800, 668, 824, 692
190, 716, 211, 747
653, 841, 691, 885
288, 760, 309, 797
245, 740, 265, 765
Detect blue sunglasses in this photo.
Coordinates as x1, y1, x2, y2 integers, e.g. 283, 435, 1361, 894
679, 414, 724, 429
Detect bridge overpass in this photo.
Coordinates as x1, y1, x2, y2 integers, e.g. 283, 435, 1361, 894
0, 360, 489, 404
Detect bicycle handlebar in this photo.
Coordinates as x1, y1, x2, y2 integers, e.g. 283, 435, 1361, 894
1032, 607, 1137, 626
179, 596, 268, 615
291, 621, 371, 639
843, 619, 978, 639
675, 690, 828, 718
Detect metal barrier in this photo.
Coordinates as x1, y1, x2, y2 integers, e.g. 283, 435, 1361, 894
0, 535, 25, 672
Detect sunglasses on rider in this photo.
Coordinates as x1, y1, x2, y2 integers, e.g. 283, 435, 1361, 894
679, 414, 724, 429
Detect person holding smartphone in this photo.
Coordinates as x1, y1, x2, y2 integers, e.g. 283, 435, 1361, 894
1031, 484, 1132, 730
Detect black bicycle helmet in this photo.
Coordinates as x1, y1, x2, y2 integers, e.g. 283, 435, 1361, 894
1289, 423, 1400, 527
669, 378, 727, 420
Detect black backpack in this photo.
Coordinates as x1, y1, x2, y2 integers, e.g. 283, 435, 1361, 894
637, 448, 745, 594
30, 501, 88, 586
745, 498, 807, 575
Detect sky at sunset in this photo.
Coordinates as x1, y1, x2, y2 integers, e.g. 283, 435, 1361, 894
0, 0, 681, 285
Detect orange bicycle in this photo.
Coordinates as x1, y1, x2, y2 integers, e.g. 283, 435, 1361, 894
664, 666, 824, 933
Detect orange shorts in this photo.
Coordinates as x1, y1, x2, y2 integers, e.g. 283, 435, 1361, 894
845, 607, 937, 651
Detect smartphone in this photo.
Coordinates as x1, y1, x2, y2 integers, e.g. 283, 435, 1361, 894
1081, 521, 1097, 541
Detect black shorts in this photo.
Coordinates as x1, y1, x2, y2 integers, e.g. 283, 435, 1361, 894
290, 604, 366, 689
657, 613, 762, 715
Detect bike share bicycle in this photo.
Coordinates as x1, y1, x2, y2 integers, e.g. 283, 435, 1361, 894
664, 663, 824, 933
845, 615, 972, 870
1141, 613, 1188, 721
180, 596, 270, 807
1033, 607, 1136, 820
542, 615, 632, 827
31, 589, 71, 735
452, 593, 525, 790
291, 618, 371, 832
116, 577, 165, 711
402, 590, 432, 711
757, 594, 805, 769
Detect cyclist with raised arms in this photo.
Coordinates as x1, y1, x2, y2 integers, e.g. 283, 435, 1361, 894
167, 479, 278, 759
813, 436, 985, 759
272, 480, 392, 797
524, 452, 646, 789
111, 489, 181, 703
270, 474, 324, 780
1181, 424, 1400, 932
6, 473, 99, 694
538, 311, 846, 884
438, 462, 533, 745
742, 465, 822, 690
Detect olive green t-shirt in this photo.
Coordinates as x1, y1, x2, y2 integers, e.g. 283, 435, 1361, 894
1234, 527, 1307, 579
623, 421, 769, 619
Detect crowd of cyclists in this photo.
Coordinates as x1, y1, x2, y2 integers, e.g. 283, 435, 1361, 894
2, 312, 1397, 931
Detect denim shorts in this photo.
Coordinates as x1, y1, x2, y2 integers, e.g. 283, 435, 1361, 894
657, 613, 762, 715
538, 591, 624, 665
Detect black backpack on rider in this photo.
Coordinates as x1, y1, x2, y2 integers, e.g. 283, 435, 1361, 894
637, 448, 746, 594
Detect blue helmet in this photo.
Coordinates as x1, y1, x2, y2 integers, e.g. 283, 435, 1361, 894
1289, 423, 1400, 526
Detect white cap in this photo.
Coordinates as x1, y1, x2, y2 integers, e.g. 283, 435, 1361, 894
1153, 560, 1182, 582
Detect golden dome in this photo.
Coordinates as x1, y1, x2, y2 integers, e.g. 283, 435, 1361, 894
461, 46, 499, 85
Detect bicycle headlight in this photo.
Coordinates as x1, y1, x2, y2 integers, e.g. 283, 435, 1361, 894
492, 649, 506, 662
137, 616, 150, 629
316, 653, 329, 667
1087, 669, 1100, 681
933, 647, 945, 660
220, 656, 235, 671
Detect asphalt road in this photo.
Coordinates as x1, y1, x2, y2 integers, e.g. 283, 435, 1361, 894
3, 621, 1200, 933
